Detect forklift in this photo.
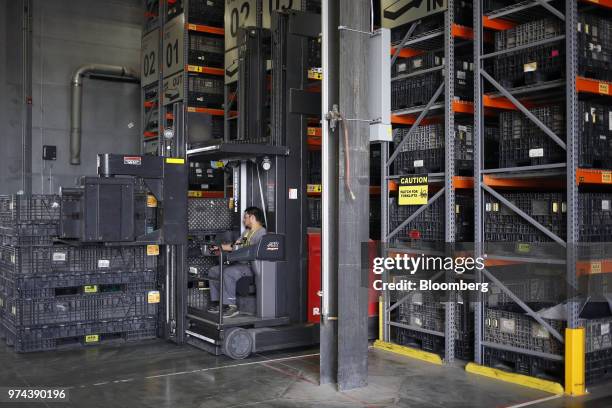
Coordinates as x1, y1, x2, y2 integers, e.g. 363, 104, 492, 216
183, 10, 322, 358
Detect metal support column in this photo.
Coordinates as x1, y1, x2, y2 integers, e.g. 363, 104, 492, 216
321, 0, 340, 386
21, 0, 33, 194
473, 0, 484, 365
565, 0, 585, 396
444, 0, 456, 364
336, 0, 370, 390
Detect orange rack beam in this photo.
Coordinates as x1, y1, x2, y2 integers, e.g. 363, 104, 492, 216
577, 259, 612, 276
390, 47, 422, 58
143, 131, 158, 138
452, 24, 474, 40
186, 23, 224, 36
391, 101, 473, 125
576, 168, 612, 185
187, 65, 224, 76
483, 95, 536, 110
576, 76, 612, 96
482, 16, 516, 31
187, 107, 225, 116
188, 190, 226, 198
483, 174, 566, 189
580, 0, 612, 9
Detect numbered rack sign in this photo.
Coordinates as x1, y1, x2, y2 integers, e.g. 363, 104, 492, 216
141, 28, 160, 87
225, 0, 257, 83
163, 13, 185, 78
262, 0, 301, 29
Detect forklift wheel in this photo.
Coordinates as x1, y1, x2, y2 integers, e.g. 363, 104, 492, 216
223, 328, 253, 360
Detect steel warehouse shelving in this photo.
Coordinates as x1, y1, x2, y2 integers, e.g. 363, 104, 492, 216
377, 0, 476, 364
472, 0, 612, 394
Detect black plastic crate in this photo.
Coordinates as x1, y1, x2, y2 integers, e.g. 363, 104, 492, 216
0, 195, 60, 226
3, 317, 157, 353
0, 224, 58, 247
579, 193, 612, 242
492, 44, 564, 88
587, 348, 612, 385
188, 198, 233, 232
494, 18, 563, 52
1, 282, 159, 328
389, 194, 474, 243
395, 327, 474, 361
188, 0, 224, 26
188, 75, 224, 108
393, 124, 473, 175
484, 307, 565, 355
0, 245, 158, 276
0, 269, 157, 299
391, 60, 474, 111
498, 105, 565, 168
187, 254, 217, 277
578, 101, 612, 169
483, 347, 563, 382
484, 191, 567, 243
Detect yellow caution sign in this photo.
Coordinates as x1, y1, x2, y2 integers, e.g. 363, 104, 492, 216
599, 82, 609, 95
166, 157, 185, 164
398, 176, 428, 205
308, 68, 323, 80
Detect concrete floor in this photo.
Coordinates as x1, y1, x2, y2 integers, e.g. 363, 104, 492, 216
0, 340, 611, 408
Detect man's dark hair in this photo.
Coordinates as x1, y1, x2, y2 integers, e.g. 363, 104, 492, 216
245, 206, 265, 226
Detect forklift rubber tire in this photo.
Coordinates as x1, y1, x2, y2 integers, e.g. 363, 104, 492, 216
222, 328, 253, 360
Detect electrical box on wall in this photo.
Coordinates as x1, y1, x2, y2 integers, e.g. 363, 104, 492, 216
42, 145, 57, 161
368, 28, 392, 142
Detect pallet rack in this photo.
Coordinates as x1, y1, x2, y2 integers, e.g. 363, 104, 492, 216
377, 0, 475, 364
141, 0, 227, 342
472, 0, 612, 394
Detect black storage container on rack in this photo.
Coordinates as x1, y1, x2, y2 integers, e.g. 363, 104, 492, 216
484, 191, 567, 247
578, 101, 612, 169
498, 105, 565, 168
393, 289, 473, 360
393, 124, 473, 175
391, 59, 474, 111
188, 0, 224, 26
389, 194, 474, 243
390, 0, 473, 44
188, 74, 224, 108
188, 32, 224, 67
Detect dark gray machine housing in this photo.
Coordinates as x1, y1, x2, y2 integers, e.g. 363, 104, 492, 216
60, 154, 188, 245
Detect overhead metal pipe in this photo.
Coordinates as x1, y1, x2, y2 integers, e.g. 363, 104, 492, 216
70, 64, 139, 165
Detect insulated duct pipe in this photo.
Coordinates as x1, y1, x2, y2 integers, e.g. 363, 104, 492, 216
70, 64, 139, 165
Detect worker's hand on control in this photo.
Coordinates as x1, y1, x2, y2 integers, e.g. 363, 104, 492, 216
221, 243, 233, 252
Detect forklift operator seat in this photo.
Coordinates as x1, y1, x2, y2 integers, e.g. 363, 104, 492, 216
225, 234, 285, 319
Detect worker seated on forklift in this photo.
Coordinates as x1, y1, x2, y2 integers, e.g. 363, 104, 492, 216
207, 207, 267, 318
